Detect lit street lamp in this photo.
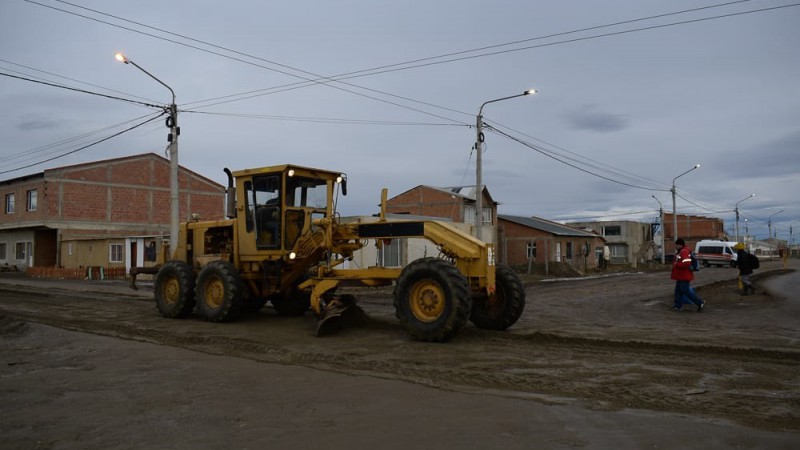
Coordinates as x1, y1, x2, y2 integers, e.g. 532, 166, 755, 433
474, 89, 536, 241
671, 164, 700, 247
734, 193, 755, 243
652, 195, 665, 264
115, 52, 180, 258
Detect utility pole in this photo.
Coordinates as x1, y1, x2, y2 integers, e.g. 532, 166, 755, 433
474, 89, 536, 242
734, 193, 755, 243
671, 164, 700, 251
652, 195, 665, 264
116, 53, 180, 258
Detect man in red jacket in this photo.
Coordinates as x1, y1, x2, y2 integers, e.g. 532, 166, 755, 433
671, 238, 705, 312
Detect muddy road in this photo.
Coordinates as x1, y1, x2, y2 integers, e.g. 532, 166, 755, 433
1, 260, 799, 440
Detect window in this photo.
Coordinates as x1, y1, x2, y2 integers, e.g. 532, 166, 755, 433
611, 245, 627, 258
464, 206, 492, 225
527, 242, 536, 260
378, 239, 403, 267
603, 225, 621, 236
27, 189, 37, 211
109, 243, 124, 263
566, 242, 573, 259
555, 242, 562, 262
0, 242, 6, 260
15, 242, 26, 260
5, 193, 15, 214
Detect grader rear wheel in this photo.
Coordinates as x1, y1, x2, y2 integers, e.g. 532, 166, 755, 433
393, 258, 471, 342
196, 261, 244, 322
154, 261, 196, 318
470, 264, 525, 331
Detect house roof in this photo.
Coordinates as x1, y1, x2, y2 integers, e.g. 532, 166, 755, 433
37, 152, 223, 189
427, 185, 497, 204
500, 214, 602, 238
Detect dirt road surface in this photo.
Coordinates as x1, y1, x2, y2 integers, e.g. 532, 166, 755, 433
1, 259, 798, 449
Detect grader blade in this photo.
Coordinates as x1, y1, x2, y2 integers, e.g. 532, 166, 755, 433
316, 296, 369, 336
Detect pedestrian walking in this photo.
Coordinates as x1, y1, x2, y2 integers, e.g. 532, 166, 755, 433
671, 238, 705, 312
734, 242, 756, 295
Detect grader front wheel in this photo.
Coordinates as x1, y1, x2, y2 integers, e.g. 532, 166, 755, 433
393, 258, 471, 342
154, 261, 196, 318
470, 264, 525, 331
196, 261, 244, 322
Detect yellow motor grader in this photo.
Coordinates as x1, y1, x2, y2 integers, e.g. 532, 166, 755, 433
135, 164, 525, 342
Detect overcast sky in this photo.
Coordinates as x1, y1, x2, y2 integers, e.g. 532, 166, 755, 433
1, 0, 798, 242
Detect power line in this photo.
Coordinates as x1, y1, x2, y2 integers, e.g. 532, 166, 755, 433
0, 71, 164, 109
24, 0, 469, 126
0, 57, 160, 104
0, 112, 162, 165
181, 110, 466, 127
485, 120, 669, 191
485, 125, 669, 192
0, 112, 165, 176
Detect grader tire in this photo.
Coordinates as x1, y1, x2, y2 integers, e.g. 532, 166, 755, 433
154, 261, 196, 318
393, 258, 471, 342
470, 264, 525, 331
196, 261, 244, 322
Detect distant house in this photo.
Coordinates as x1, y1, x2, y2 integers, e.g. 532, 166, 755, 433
498, 215, 605, 272
567, 220, 657, 265
662, 213, 726, 255
0, 153, 224, 275
385, 184, 497, 243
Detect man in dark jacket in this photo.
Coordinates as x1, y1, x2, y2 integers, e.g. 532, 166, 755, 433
735, 242, 755, 295
671, 239, 705, 312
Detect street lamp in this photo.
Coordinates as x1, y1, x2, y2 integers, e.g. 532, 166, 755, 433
734, 193, 755, 243
474, 89, 536, 241
768, 209, 784, 242
652, 195, 665, 264
115, 52, 180, 259
671, 164, 700, 247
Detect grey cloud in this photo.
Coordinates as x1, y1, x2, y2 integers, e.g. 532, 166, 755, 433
565, 105, 629, 133
720, 131, 800, 178
18, 119, 60, 131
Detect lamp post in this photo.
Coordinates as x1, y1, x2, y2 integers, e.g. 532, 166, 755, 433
768, 209, 784, 242
652, 195, 665, 264
671, 164, 700, 249
734, 193, 755, 243
115, 52, 180, 258
475, 89, 536, 241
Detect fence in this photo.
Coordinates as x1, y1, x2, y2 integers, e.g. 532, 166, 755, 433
26, 266, 128, 280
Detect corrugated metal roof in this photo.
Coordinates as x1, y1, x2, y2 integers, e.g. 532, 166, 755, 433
500, 215, 600, 238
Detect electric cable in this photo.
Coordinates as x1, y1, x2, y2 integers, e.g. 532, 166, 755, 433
0, 112, 165, 176
485, 125, 669, 192
0, 71, 165, 109
0, 57, 160, 104
0, 112, 163, 165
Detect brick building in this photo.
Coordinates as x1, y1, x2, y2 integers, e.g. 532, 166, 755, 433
662, 213, 726, 255
385, 185, 497, 243
498, 215, 605, 273
0, 153, 224, 274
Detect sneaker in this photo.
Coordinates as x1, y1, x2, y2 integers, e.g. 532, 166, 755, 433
671, 306, 683, 312
697, 301, 705, 313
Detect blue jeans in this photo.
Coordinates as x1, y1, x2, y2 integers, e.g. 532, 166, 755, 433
674, 281, 702, 308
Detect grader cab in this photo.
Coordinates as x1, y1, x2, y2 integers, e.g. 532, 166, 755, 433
147, 164, 525, 342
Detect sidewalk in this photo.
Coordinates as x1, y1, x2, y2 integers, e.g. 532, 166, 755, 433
0, 272, 153, 299
1, 259, 796, 300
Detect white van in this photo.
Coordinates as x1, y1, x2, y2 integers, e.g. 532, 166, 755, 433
694, 240, 739, 267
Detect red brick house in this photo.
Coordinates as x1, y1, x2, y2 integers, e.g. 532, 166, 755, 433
662, 213, 726, 255
0, 153, 224, 274
498, 215, 605, 273
385, 185, 497, 242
